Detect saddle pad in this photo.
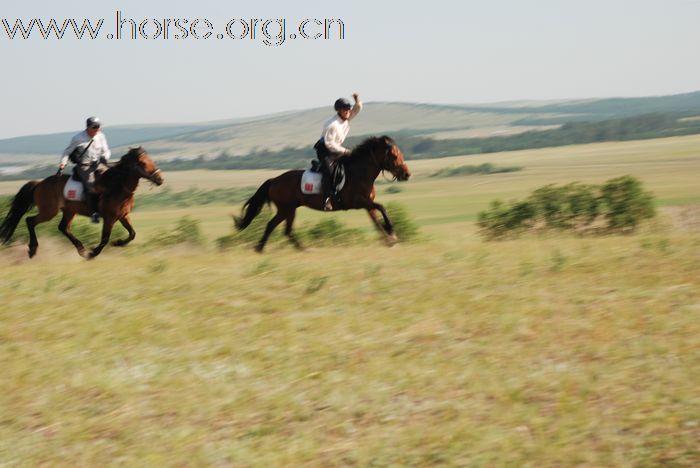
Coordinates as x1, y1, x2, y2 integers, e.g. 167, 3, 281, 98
63, 177, 85, 201
300, 170, 346, 195
301, 170, 323, 194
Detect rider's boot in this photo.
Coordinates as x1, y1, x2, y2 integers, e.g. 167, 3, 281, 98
88, 193, 100, 224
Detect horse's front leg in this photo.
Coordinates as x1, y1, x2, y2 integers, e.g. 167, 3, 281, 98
366, 202, 398, 246
112, 215, 136, 247
88, 216, 115, 259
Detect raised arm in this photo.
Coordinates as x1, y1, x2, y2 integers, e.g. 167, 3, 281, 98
349, 93, 362, 121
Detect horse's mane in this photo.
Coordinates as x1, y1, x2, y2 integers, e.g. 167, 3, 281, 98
97, 148, 143, 192
350, 136, 393, 160
339, 136, 394, 168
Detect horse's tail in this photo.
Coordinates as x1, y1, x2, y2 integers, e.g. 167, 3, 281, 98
235, 179, 272, 231
0, 180, 39, 244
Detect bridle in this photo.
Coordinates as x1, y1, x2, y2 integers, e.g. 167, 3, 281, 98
128, 148, 161, 183
135, 165, 162, 183
379, 144, 402, 182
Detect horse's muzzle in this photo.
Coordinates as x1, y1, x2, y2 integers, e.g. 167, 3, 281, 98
149, 169, 164, 186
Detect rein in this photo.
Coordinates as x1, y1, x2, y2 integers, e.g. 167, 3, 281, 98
101, 150, 161, 195
381, 170, 397, 183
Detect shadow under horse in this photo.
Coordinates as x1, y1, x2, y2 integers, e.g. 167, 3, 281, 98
235, 136, 411, 252
0, 147, 164, 259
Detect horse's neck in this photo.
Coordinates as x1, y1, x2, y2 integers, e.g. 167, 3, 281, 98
346, 157, 382, 185
101, 169, 139, 197
122, 175, 140, 194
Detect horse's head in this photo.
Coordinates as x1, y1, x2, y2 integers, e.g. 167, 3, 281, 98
123, 147, 164, 186
379, 136, 411, 181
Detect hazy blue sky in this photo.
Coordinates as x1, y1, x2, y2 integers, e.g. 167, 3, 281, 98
1, 0, 698, 139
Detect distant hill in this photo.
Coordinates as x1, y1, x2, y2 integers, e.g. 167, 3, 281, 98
0, 123, 232, 157
1, 91, 699, 165
5, 112, 699, 181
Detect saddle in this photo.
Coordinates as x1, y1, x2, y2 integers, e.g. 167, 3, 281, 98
302, 159, 346, 195
63, 166, 105, 201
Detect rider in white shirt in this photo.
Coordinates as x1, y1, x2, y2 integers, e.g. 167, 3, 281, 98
58, 117, 111, 223
314, 94, 362, 210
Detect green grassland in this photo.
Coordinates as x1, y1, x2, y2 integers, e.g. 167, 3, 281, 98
0, 135, 699, 465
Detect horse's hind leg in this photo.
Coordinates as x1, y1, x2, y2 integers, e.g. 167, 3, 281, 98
58, 211, 87, 257
26, 207, 58, 258
112, 215, 135, 247
256, 210, 286, 253
284, 207, 304, 251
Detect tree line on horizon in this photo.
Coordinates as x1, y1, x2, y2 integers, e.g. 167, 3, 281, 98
2, 112, 699, 181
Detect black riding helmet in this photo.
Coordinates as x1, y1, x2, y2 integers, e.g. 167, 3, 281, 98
334, 98, 352, 112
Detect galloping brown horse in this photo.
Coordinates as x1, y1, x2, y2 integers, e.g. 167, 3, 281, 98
0, 147, 163, 259
235, 136, 411, 252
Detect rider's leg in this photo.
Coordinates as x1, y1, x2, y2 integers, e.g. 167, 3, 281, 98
75, 164, 100, 223
322, 157, 336, 210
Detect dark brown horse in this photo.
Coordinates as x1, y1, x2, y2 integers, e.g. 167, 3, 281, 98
0, 147, 163, 259
235, 136, 411, 252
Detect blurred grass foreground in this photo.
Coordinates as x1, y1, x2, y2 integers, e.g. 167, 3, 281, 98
0, 134, 699, 465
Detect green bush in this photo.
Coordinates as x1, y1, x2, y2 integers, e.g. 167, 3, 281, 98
477, 200, 536, 240
302, 218, 367, 246
431, 163, 523, 177
385, 202, 420, 241
149, 216, 203, 246
599, 176, 655, 232
566, 183, 601, 228
528, 183, 599, 230
478, 176, 655, 239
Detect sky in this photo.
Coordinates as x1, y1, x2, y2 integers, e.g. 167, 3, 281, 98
0, 0, 699, 139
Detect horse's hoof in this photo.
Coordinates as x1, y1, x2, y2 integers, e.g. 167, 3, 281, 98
254, 244, 264, 253
385, 234, 399, 246
28, 249, 36, 258
86, 251, 98, 260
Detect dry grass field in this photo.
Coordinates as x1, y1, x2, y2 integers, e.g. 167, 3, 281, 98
0, 135, 698, 465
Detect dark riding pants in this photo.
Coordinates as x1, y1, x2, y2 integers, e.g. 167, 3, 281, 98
314, 139, 341, 200
74, 162, 106, 213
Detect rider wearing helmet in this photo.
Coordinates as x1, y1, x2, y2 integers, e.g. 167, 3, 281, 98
58, 116, 111, 223
314, 93, 362, 210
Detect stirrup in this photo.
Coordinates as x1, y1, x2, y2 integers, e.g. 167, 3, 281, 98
90, 213, 100, 224
324, 197, 333, 211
